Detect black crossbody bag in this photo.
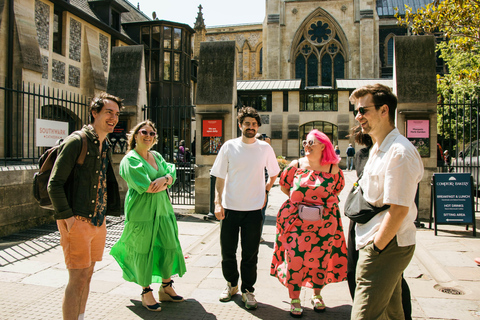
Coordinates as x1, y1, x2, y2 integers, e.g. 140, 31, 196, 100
344, 173, 390, 224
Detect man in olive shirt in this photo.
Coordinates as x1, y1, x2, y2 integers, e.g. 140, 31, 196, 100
48, 92, 122, 320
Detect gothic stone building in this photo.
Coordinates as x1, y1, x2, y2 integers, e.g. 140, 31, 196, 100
193, 0, 435, 159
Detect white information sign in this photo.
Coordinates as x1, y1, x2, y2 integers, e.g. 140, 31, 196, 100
36, 119, 69, 147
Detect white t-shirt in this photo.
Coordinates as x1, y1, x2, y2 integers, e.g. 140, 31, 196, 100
356, 128, 424, 250
210, 137, 281, 211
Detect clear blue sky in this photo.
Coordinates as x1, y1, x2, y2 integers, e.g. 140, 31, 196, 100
135, 0, 266, 27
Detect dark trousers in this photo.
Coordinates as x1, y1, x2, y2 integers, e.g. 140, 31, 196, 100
347, 220, 412, 320
220, 209, 263, 293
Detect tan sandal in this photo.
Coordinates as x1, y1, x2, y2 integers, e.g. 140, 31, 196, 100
290, 299, 303, 318
311, 294, 326, 312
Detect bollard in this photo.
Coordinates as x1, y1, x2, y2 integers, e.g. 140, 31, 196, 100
204, 173, 217, 220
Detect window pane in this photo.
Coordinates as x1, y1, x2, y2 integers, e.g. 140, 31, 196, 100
151, 50, 159, 81
174, 53, 180, 81
141, 27, 150, 48
152, 26, 160, 48
164, 52, 171, 80
164, 27, 172, 49
174, 28, 181, 50
334, 54, 345, 83
321, 54, 332, 86
307, 55, 318, 86
387, 38, 394, 65
295, 55, 306, 86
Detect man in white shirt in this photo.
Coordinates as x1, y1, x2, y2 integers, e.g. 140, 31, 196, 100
349, 84, 424, 319
210, 106, 280, 310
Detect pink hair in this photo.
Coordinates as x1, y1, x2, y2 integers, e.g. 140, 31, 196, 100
307, 129, 340, 166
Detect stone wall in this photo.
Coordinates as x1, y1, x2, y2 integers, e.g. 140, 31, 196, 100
0, 157, 126, 237
0, 166, 54, 237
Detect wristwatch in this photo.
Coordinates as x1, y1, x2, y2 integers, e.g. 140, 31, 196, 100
265, 189, 269, 194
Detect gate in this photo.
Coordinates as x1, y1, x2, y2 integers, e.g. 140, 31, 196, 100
437, 94, 480, 209
143, 104, 195, 205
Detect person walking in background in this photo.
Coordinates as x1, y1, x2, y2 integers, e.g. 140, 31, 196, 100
349, 84, 424, 319
346, 143, 355, 170
48, 92, 122, 320
211, 107, 280, 310
110, 120, 186, 312
444, 150, 452, 172
346, 128, 413, 319
271, 129, 347, 318
335, 145, 341, 156
256, 133, 270, 243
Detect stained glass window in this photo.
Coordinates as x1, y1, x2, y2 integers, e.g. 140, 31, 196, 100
321, 54, 332, 87
308, 21, 332, 44
295, 55, 306, 85
307, 55, 318, 86
387, 37, 394, 66
334, 54, 345, 82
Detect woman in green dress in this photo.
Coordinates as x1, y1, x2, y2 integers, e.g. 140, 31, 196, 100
110, 120, 186, 312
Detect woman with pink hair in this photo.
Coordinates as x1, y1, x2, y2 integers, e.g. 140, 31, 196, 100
271, 129, 347, 318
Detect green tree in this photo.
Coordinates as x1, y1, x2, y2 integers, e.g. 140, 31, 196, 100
397, 0, 480, 149
396, 0, 480, 96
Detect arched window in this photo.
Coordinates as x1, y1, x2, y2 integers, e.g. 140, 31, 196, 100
292, 13, 347, 88
387, 37, 394, 66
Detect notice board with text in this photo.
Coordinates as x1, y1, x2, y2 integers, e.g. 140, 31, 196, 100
431, 173, 476, 236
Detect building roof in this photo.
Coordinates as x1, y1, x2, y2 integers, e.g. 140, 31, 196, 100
237, 80, 302, 91
376, 0, 433, 17
336, 79, 394, 90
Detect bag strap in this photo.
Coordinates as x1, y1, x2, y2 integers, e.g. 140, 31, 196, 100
75, 131, 88, 165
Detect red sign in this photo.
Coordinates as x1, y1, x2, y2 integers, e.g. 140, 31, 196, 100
203, 119, 222, 137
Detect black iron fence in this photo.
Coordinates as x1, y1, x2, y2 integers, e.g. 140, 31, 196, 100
437, 94, 480, 209
143, 103, 195, 205
1, 81, 89, 165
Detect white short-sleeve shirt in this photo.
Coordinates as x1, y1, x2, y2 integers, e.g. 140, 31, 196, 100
210, 137, 281, 211
356, 128, 424, 250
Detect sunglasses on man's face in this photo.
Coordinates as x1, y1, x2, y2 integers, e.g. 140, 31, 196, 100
353, 105, 383, 117
139, 129, 156, 137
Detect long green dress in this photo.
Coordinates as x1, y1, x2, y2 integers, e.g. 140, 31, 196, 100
110, 150, 186, 287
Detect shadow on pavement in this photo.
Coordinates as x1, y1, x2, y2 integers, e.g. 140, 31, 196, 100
127, 298, 217, 319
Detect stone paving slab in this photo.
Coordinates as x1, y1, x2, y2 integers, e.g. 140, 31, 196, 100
0, 170, 479, 319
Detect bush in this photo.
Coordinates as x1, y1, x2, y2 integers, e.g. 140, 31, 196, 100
277, 156, 289, 173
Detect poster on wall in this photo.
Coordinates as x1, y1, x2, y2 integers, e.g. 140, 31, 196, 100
202, 119, 223, 155
406, 119, 429, 157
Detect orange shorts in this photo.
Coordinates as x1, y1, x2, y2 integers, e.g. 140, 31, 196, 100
57, 216, 107, 269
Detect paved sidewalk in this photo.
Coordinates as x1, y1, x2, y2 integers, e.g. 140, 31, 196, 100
0, 170, 479, 319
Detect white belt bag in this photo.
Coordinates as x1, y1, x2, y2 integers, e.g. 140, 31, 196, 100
298, 204, 324, 222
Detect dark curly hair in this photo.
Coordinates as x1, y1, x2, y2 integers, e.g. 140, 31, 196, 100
89, 92, 123, 123
237, 106, 262, 127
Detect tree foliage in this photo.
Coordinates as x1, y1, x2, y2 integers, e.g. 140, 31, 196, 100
396, 0, 480, 96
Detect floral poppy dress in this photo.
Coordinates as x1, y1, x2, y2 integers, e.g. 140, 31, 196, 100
270, 164, 348, 296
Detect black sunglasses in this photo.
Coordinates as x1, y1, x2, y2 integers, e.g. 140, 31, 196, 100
353, 105, 383, 117
139, 129, 156, 137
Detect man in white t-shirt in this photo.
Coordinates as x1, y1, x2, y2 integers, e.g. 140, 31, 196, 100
349, 84, 424, 319
210, 106, 280, 310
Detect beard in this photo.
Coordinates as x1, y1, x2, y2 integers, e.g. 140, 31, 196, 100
243, 129, 256, 138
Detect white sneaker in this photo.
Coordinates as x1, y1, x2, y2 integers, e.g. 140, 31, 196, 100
219, 282, 238, 302
242, 290, 258, 309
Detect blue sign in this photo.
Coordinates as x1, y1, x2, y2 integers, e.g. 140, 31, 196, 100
434, 173, 473, 224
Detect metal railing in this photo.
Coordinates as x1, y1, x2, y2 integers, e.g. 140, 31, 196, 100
143, 102, 196, 205
1, 81, 89, 166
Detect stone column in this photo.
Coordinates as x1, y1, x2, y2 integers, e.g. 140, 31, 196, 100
195, 41, 237, 213
394, 35, 437, 219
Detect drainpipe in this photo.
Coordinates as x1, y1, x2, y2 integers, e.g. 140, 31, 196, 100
5, 0, 14, 157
